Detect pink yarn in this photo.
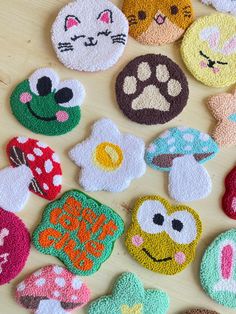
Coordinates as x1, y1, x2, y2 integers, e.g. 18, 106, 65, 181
0, 208, 30, 285
56, 111, 69, 122
221, 244, 233, 280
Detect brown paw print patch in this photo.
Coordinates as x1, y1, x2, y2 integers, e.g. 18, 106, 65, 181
115, 54, 189, 125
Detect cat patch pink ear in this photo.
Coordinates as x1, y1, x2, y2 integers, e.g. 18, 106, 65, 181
64, 15, 80, 31
200, 27, 220, 51
222, 36, 236, 56
97, 9, 113, 24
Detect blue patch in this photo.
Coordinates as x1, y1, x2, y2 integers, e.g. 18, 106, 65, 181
228, 114, 236, 122
145, 127, 219, 172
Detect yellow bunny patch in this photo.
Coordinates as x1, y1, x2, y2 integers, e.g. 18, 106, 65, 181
181, 14, 236, 87
126, 195, 202, 275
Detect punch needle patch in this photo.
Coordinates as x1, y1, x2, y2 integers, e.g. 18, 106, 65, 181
116, 54, 189, 125
126, 195, 202, 275
0, 137, 62, 213
69, 118, 146, 192
201, 0, 236, 16
33, 190, 124, 276
200, 229, 236, 309
185, 310, 219, 314
222, 165, 236, 220
16, 265, 90, 314
51, 0, 128, 72
0, 208, 30, 285
10, 68, 85, 136
145, 127, 218, 202
208, 87, 236, 148
88, 272, 169, 314
122, 0, 194, 45
181, 14, 236, 87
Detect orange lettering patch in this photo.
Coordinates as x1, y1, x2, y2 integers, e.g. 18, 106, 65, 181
33, 190, 124, 275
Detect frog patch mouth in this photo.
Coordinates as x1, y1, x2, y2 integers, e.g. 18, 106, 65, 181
142, 248, 172, 263
27, 102, 57, 122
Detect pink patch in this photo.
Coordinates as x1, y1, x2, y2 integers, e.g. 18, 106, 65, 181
20, 92, 32, 104
0, 208, 30, 285
15, 265, 91, 310
132, 235, 144, 247
221, 244, 233, 280
213, 67, 220, 74
174, 252, 186, 265
99, 11, 112, 24
200, 61, 207, 68
56, 111, 69, 122
66, 17, 79, 30
231, 197, 236, 212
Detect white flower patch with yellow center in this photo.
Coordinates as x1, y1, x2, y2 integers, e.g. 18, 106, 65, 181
69, 119, 146, 192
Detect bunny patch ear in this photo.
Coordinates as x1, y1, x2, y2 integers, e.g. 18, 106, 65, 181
200, 27, 220, 51
219, 241, 235, 281
64, 15, 80, 31
97, 9, 113, 24
222, 36, 236, 56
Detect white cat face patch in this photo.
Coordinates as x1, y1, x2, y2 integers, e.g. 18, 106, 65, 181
51, 0, 129, 72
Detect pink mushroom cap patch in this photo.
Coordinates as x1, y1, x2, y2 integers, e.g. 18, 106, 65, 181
15, 264, 91, 314
0, 208, 30, 285
0, 137, 62, 213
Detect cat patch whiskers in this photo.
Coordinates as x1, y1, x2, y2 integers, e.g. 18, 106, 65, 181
58, 42, 74, 52
51, 0, 128, 72
111, 33, 127, 45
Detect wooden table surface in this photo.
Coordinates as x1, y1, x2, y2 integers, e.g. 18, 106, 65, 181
0, 1, 235, 313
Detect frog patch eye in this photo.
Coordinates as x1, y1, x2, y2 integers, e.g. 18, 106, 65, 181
54, 80, 85, 108
167, 210, 197, 244
137, 200, 167, 234
29, 68, 59, 96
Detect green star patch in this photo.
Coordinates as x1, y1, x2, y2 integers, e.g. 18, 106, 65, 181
88, 272, 170, 314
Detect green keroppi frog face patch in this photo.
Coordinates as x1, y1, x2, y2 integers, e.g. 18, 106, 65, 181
10, 68, 85, 136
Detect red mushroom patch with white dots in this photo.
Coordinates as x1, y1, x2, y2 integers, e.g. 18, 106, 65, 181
0, 136, 62, 213
7, 137, 62, 200
15, 264, 90, 314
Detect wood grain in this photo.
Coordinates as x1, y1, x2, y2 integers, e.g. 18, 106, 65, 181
0, 1, 234, 313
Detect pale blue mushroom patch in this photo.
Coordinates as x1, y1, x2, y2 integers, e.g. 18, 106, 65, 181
145, 127, 219, 171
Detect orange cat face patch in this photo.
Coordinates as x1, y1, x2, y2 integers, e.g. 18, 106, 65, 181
122, 0, 194, 45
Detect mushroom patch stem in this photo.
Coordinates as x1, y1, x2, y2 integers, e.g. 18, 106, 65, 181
35, 300, 67, 314
168, 155, 212, 202
0, 165, 34, 212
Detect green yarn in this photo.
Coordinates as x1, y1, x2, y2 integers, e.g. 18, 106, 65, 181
88, 272, 169, 314
11, 80, 81, 136
33, 190, 124, 276
200, 229, 236, 309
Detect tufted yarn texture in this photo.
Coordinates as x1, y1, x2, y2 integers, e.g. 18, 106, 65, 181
0, 208, 30, 285
51, 0, 128, 72
122, 0, 194, 45
33, 190, 124, 276
181, 14, 236, 87
126, 195, 202, 275
116, 54, 189, 125
88, 272, 169, 314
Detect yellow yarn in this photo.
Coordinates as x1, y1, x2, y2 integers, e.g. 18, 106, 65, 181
126, 195, 202, 275
181, 14, 236, 87
92, 142, 123, 171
